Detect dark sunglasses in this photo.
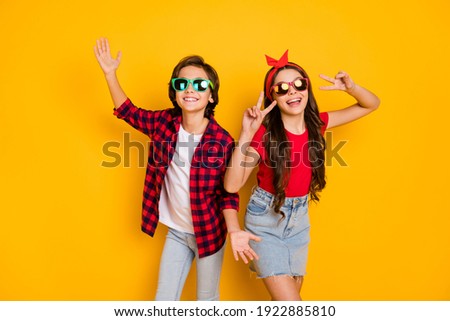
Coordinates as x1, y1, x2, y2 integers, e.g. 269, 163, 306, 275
171, 78, 214, 92
270, 77, 309, 96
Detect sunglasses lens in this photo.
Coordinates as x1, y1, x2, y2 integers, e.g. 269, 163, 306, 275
193, 79, 210, 92
293, 78, 307, 91
173, 78, 188, 91
274, 82, 290, 95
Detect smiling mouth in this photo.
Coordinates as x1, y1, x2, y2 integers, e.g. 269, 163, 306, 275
287, 98, 302, 105
183, 97, 199, 102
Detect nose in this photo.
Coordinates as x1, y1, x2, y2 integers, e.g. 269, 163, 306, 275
287, 84, 297, 95
185, 83, 194, 92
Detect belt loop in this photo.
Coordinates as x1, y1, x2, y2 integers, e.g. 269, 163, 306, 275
269, 195, 274, 207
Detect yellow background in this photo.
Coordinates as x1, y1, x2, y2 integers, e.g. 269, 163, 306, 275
1, 0, 449, 300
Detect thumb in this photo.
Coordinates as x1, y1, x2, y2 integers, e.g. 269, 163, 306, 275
249, 233, 262, 242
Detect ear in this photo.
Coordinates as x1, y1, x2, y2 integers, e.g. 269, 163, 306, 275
209, 95, 214, 103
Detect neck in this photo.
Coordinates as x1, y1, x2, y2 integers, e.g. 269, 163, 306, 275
181, 111, 209, 134
281, 112, 306, 134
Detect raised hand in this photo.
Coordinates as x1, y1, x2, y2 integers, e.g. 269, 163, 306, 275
94, 38, 122, 76
241, 91, 277, 138
229, 230, 261, 264
319, 71, 356, 93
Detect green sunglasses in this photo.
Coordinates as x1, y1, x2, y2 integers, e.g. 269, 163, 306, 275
171, 78, 214, 92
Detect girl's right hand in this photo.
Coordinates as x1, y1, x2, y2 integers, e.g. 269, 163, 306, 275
94, 38, 122, 76
241, 92, 277, 138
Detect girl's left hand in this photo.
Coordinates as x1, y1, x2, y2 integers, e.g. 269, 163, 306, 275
319, 71, 355, 93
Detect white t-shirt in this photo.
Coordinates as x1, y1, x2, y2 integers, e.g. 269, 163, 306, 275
158, 125, 203, 234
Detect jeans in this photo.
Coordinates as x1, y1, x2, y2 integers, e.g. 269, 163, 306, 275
155, 228, 225, 301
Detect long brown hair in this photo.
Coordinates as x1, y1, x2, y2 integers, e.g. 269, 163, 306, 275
263, 63, 326, 215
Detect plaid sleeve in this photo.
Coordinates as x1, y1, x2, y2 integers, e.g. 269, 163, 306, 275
113, 98, 154, 136
219, 139, 239, 212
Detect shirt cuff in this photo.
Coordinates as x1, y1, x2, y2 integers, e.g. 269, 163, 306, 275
113, 98, 132, 116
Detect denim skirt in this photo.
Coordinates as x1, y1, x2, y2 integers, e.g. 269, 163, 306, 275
245, 186, 310, 278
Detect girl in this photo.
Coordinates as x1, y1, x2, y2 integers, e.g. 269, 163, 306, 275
94, 38, 253, 300
224, 50, 380, 300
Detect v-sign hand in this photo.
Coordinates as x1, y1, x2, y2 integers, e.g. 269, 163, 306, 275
241, 92, 277, 137
319, 71, 355, 92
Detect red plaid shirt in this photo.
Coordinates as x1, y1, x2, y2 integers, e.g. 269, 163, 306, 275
114, 99, 239, 258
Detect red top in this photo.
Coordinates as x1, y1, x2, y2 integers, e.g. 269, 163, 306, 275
114, 99, 239, 258
250, 112, 329, 197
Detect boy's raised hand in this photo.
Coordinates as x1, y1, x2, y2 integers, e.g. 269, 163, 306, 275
94, 38, 122, 76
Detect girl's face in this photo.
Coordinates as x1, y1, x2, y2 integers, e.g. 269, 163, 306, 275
175, 66, 214, 115
272, 68, 309, 117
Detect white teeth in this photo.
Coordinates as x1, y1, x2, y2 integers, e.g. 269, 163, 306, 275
288, 98, 301, 104
184, 98, 198, 102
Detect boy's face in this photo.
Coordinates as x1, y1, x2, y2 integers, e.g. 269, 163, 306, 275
175, 66, 214, 115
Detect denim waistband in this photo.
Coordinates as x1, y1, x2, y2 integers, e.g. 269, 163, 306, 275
252, 186, 308, 207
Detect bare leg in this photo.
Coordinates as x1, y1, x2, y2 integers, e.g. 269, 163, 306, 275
262, 275, 304, 301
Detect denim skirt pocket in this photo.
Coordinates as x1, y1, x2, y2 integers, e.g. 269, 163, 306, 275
246, 194, 269, 216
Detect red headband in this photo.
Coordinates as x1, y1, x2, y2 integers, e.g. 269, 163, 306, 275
264, 50, 299, 100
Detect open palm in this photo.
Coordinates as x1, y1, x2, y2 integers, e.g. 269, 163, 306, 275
94, 38, 122, 75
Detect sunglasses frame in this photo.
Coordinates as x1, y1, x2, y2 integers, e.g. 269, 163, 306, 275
171, 77, 214, 92
270, 77, 309, 96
